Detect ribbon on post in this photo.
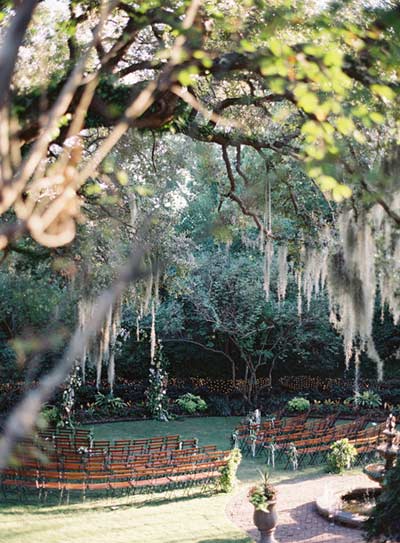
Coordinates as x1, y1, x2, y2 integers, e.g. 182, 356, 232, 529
265, 442, 276, 469
288, 442, 299, 471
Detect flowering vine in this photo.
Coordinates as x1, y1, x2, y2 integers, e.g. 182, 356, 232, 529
145, 340, 169, 421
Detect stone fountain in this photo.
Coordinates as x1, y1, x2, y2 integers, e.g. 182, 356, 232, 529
364, 413, 399, 485
316, 414, 399, 528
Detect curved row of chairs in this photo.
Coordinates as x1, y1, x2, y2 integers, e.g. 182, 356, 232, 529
1, 428, 230, 503
233, 413, 385, 468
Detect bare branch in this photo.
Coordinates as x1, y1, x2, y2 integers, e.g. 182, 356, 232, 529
214, 93, 286, 113
162, 338, 235, 366
171, 86, 242, 129
235, 146, 251, 186
361, 180, 400, 225
221, 145, 273, 239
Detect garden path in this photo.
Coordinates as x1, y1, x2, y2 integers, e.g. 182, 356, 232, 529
227, 472, 379, 543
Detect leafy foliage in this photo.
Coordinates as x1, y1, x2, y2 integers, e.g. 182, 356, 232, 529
365, 461, 400, 542
344, 391, 382, 409
175, 393, 207, 415
94, 392, 127, 414
326, 438, 358, 473
287, 397, 310, 412
218, 448, 242, 493
2, 0, 400, 425
39, 404, 62, 428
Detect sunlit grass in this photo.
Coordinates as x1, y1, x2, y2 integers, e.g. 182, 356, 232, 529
0, 490, 253, 543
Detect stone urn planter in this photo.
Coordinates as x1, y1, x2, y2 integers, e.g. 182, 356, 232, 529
253, 501, 278, 543
249, 470, 279, 543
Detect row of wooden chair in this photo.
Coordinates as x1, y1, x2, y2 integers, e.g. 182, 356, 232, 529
233, 412, 311, 448
17, 430, 198, 467
1, 447, 230, 503
238, 414, 340, 457
37, 428, 92, 449
274, 420, 385, 469
12, 444, 219, 473
2, 426, 230, 503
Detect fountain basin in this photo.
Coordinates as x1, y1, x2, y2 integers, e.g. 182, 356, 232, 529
316, 487, 381, 529
364, 463, 385, 484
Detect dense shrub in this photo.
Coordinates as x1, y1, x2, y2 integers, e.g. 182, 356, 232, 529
379, 388, 400, 405
94, 393, 127, 414
176, 393, 207, 414
345, 391, 382, 409
229, 397, 248, 416
218, 448, 242, 492
326, 439, 357, 473
287, 396, 310, 412
0, 385, 22, 414
329, 384, 354, 400
39, 405, 62, 428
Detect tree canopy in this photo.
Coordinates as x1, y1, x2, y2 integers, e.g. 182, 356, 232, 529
0, 0, 400, 465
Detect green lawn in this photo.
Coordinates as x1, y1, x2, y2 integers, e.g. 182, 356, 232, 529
0, 492, 253, 543
0, 417, 326, 543
87, 416, 325, 482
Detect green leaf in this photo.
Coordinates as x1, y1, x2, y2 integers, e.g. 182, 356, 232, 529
301, 120, 321, 136
332, 184, 352, 202
102, 158, 114, 174
304, 144, 326, 160
293, 83, 309, 99
307, 165, 322, 178
336, 117, 355, 135
352, 104, 369, 118
268, 37, 283, 57
259, 58, 278, 76
369, 111, 385, 124
240, 39, 256, 53
268, 78, 286, 94
116, 170, 129, 185
304, 44, 325, 58
353, 130, 366, 144
135, 185, 154, 196
297, 92, 319, 113
85, 183, 102, 195
177, 65, 199, 86
317, 175, 337, 191
371, 84, 396, 101
323, 50, 343, 67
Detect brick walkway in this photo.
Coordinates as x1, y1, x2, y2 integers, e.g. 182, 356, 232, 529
227, 473, 379, 543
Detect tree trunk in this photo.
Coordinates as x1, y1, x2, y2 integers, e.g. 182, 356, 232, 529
226, 338, 236, 386
268, 358, 276, 387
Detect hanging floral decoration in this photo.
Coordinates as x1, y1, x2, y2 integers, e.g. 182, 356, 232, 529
145, 333, 169, 422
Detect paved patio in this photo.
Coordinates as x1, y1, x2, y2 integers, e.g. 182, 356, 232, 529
227, 472, 379, 543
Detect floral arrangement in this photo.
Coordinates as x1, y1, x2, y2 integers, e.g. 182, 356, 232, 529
145, 341, 169, 421
248, 470, 277, 511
